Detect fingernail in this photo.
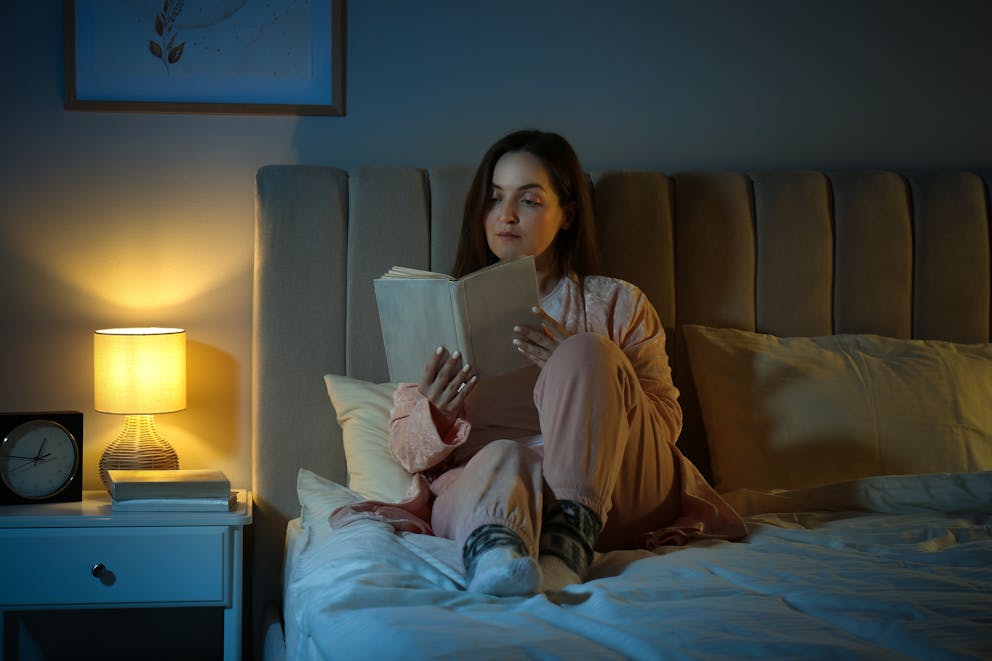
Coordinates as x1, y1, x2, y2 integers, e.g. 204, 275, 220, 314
435, 346, 443, 355
512, 339, 522, 346
462, 364, 471, 373
513, 326, 522, 332
531, 306, 539, 313
452, 351, 460, 360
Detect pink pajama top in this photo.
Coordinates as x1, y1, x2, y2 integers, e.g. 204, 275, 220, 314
331, 274, 747, 546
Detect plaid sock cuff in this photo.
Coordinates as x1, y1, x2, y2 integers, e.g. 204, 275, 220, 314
539, 500, 603, 576
463, 524, 527, 578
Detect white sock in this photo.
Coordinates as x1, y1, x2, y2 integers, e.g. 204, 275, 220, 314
540, 554, 581, 592
466, 546, 542, 597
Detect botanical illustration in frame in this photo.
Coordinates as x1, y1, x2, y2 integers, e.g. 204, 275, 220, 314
64, 0, 345, 116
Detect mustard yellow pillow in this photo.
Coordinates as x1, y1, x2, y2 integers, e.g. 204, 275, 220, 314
323, 374, 413, 502
683, 325, 992, 492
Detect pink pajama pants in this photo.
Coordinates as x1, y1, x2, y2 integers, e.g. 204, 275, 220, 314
431, 332, 682, 554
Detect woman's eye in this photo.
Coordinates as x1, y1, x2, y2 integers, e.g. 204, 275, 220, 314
522, 197, 541, 207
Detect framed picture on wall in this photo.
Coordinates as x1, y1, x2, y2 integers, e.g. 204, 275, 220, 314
64, 0, 346, 116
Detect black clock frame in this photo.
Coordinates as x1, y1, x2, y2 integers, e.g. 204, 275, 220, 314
0, 411, 84, 505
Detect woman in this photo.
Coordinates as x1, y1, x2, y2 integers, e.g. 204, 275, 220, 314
373, 130, 744, 596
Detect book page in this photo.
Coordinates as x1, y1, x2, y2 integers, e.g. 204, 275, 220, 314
374, 278, 461, 382
453, 256, 538, 378
382, 266, 452, 279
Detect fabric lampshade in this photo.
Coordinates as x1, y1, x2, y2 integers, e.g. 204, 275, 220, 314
94, 328, 187, 414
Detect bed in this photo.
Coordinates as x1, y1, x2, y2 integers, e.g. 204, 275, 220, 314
250, 166, 992, 660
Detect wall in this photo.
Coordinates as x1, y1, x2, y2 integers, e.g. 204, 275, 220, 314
1, 0, 990, 493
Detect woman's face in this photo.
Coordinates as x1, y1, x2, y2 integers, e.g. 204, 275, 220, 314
484, 151, 572, 272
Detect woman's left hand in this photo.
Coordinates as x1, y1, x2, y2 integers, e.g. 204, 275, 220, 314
513, 306, 572, 368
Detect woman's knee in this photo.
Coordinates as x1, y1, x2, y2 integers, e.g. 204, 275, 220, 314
541, 333, 629, 390
470, 438, 539, 471
547, 332, 623, 373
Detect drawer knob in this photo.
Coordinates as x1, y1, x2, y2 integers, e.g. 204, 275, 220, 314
91, 563, 116, 586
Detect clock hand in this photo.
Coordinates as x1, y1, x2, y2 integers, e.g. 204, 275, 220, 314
11, 460, 38, 473
35, 437, 48, 460
2, 452, 52, 469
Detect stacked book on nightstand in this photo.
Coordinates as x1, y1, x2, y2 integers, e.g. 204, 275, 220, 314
108, 469, 236, 512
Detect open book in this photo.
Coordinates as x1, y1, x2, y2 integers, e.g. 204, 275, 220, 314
373, 256, 540, 383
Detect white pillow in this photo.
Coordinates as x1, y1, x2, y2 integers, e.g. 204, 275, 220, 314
683, 325, 992, 492
323, 373, 413, 502
296, 467, 360, 528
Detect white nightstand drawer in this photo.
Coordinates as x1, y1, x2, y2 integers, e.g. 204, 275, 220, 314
0, 526, 229, 607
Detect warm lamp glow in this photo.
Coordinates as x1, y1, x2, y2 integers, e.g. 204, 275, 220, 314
94, 327, 187, 414
94, 328, 187, 490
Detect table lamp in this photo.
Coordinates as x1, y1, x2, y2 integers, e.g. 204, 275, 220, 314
94, 327, 186, 490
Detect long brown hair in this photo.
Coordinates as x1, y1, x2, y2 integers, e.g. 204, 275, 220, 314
451, 130, 602, 279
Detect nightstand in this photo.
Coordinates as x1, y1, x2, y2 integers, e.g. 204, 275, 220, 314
0, 489, 252, 661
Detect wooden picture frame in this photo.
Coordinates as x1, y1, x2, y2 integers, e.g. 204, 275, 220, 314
64, 0, 345, 116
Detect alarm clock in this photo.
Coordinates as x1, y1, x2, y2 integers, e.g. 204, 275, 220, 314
0, 412, 84, 505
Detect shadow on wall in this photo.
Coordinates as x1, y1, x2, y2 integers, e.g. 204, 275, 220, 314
185, 338, 240, 464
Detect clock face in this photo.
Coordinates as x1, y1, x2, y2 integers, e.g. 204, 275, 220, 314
0, 420, 80, 500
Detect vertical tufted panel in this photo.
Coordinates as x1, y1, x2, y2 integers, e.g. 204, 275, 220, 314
253, 165, 349, 509
830, 172, 913, 337
672, 172, 756, 477
252, 165, 350, 658
346, 168, 430, 382
428, 167, 476, 276
674, 172, 757, 329
592, 171, 676, 333
753, 171, 834, 337
909, 172, 991, 343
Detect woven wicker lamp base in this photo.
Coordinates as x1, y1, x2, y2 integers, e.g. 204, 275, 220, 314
99, 414, 179, 491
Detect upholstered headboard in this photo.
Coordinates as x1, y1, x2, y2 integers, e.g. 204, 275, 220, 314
250, 166, 991, 650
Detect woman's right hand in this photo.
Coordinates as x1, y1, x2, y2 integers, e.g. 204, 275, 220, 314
418, 346, 478, 432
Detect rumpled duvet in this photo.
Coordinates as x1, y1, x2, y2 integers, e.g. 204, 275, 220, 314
284, 470, 992, 660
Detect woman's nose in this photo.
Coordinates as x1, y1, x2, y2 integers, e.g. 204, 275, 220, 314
501, 205, 518, 223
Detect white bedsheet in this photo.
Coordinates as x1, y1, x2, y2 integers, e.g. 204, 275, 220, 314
283, 472, 992, 660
